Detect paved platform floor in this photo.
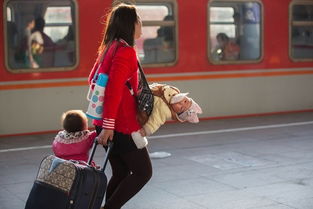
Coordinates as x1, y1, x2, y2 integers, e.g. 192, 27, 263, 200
0, 112, 313, 209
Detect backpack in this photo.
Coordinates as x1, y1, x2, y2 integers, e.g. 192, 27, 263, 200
150, 83, 180, 121
135, 63, 154, 126
136, 83, 181, 125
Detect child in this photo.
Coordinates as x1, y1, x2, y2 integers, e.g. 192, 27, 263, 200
52, 110, 97, 165
132, 84, 202, 148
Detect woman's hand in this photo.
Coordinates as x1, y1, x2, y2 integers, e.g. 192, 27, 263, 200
97, 129, 114, 145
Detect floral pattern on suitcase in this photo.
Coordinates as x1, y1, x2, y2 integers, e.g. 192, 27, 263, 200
36, 155, 77, 193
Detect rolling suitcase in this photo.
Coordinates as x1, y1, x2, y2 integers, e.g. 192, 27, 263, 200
24, 140, 112, 209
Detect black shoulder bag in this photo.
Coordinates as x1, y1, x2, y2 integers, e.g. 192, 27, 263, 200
127, 62, 154, 126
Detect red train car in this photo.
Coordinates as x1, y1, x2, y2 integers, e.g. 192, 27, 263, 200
1, 0, 313, 136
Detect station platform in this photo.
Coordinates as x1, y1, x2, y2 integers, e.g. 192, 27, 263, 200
0, 112, 313, 209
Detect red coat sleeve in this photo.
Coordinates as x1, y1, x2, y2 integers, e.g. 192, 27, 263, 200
102, 46, 137, 129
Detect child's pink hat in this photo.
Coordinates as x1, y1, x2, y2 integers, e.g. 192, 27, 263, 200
178, 98, 203, 123
170, 93, 203, 123
170, 92, 189, 104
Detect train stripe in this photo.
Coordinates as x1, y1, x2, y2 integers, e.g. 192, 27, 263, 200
1, 70, 313, 90
149, 70, 313, 81
0, 81, 87, 90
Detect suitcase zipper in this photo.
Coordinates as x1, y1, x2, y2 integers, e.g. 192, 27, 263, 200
88, 170, 100, 209
68, 166, 83, 208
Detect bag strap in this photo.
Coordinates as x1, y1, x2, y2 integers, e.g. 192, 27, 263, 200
92, 40, 122, 83
137, 62, 149, 90
91, 45, 109, 83
126, 61, 150, 96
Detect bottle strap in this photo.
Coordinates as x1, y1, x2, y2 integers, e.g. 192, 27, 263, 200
92, 40, 122, 83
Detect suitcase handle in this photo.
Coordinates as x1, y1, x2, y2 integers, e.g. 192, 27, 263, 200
87, 139, 98, 165
101, 141, 113, 172
88, 138, 113, 172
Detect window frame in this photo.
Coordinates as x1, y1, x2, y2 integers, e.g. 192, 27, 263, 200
3, 0, 79, 74
289, 0, 313, 62
135, 0, 178, 68
207, 0, 264, 65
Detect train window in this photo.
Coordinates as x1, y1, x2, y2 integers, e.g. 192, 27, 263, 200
135, 1, 177, 66
208, 1, 262, 64
290, 2, 313, 61
4, 0, 78, 72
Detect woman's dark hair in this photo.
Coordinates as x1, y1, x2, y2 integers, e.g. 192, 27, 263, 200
98, 3, 138, 54
157, 15, 174, 42
62, 110, 87, 133
216, 33, 229, 42
33, 17, 45, 32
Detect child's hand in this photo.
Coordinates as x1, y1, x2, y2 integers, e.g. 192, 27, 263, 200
139, 128, 146, 137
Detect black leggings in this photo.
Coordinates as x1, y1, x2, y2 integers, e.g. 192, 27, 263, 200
96, 127, 152, 209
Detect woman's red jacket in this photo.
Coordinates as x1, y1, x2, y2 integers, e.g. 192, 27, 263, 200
88, 40, 141, 134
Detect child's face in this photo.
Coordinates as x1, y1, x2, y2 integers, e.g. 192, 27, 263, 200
29, 20, 35, 29
171, 97, 192, 114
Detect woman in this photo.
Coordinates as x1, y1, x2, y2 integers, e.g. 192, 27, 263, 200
88, 4, 152, 209
215, 32, 240, 60
30, 17, 55, 67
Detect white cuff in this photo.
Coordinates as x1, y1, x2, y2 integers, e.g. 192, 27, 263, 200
131, 131, 148, 149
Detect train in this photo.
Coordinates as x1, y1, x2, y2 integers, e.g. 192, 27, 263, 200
1, 0, 313, 136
